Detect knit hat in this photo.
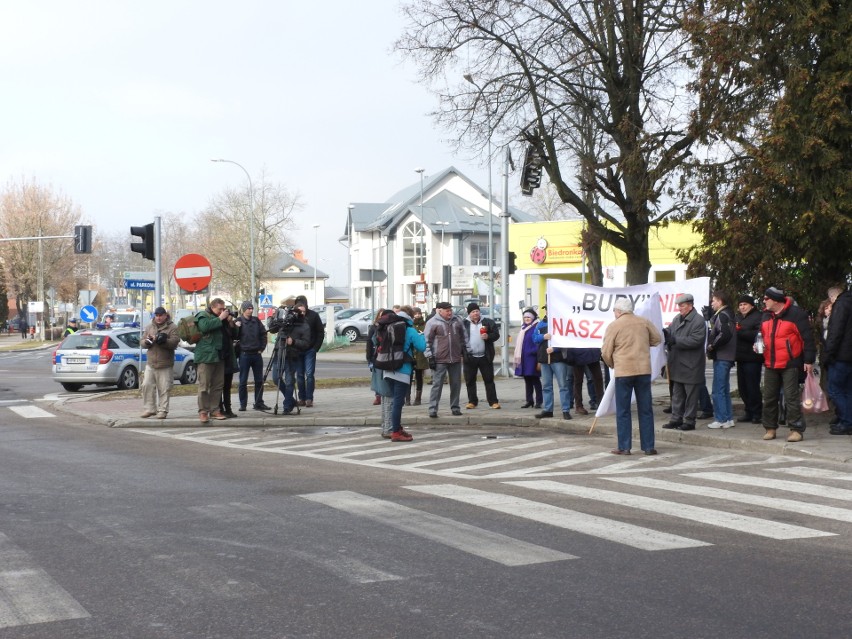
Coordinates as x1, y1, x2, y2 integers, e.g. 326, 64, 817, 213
764, 287, 786, 303
737, 294, 755, 306
153, 306, 167, 315
466, 302, 480, 313
241, 300, 254, 311
522, 308, 538, 320
294, 295, 308, 306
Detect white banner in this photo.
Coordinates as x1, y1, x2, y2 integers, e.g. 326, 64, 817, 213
546, 278, 710, 349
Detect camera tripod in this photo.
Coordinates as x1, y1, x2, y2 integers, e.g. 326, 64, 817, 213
261, 333, 301, 416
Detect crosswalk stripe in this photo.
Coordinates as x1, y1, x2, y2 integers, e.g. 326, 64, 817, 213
245, 438, 305, 447
484, 452, 611, 478
403, 439, 554, 468
606, 476, 852, 524
684, 472, 852, 502
347, 438, 500, 462
769, 467, 852, 482
407, 484, 709, 550
327, 438, 460, 458
8, 405, 54, 419
509, 480, 834, 539
441, 447, 583, 474
301, 491, 574, 566
0, 533, 89, 629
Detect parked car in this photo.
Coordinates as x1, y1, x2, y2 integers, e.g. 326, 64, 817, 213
51, 328, 196, 392
334, 307, 368, 321
334, 310, 373, 342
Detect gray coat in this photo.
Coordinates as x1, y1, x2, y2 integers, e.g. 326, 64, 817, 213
666, 308, 707, 384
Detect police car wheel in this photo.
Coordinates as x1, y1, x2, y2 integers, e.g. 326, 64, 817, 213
180, 362, 197, 385
118, 367, 139, 390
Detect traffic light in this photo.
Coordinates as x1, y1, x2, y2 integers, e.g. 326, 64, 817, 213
130, 223, 155, 261
520, 145, 544, 196
508, 251, 517, 274
74, 225, 92, 254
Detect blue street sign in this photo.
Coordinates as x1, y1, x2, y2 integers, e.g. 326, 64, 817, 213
80, 305, 98, 323
259, 294, 273, 307
123, 279, 155, 290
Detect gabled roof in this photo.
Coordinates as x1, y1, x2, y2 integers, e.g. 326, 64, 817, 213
264, 253, 329, 280
345, 166, 536, 239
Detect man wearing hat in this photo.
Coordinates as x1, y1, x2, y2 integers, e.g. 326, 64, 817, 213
424, 301, 467, 418
662, 292, 708, 431
462, 302, 501, 410
293, 294, 325, 408
734, 294, 764, 423
235, 300, 269, 411
759, 286, 815, 442
63, 318, 78, 338
140, 307, 180, 419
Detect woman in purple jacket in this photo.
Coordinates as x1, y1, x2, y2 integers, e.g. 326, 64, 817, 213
514, 308, 542, 408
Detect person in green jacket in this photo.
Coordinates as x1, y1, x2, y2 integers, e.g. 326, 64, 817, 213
195, 297, 229, 423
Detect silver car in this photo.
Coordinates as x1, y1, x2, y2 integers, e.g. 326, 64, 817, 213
334, 310, 374, 342
51, 328, 196, 392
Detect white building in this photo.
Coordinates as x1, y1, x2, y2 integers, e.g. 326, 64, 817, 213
343, 167, 534, 315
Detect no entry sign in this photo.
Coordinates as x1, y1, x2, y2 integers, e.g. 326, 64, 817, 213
174, 253, 213, 292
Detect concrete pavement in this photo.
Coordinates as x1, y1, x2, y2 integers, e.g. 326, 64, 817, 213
51, 345, 852, 465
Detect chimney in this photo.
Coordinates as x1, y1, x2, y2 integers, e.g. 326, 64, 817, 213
293, 249, 306, 263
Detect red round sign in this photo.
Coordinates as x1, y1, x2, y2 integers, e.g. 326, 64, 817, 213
174, 253, 213, 292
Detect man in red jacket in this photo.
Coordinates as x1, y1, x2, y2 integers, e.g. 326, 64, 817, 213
759, 287, 815, 442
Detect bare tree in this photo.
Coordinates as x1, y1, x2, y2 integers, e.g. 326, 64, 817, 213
196, 169, 301, 301
397, 0, 721, 284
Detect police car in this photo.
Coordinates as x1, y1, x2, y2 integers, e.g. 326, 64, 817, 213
51, 328, 196, 392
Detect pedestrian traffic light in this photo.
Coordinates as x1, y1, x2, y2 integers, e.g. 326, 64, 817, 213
508, 251, 517, 274
130, 223, 155, 261
74, 225, 92, 254
520, 145, 544, 196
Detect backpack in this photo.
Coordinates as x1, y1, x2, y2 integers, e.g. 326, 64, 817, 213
178, 314, 202, 344
373, 313, 413, 370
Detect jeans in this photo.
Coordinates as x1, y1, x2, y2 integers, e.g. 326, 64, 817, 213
277, 357, 304, 412
615, 374, 655, 451
541, 361, 573, 413
297, 348, 317, 401
736, 361, 763, 419
238, 351, 265, 408
463, 356, 498, 406
387, 377, 410, 433
711, 359, 735, 422
828, 361, 852, 428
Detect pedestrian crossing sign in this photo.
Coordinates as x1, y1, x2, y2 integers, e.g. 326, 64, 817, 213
259, 294, 273, 308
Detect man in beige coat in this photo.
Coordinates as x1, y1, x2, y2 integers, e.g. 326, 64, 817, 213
141, 307, 180, 419
601, 298, 662, 455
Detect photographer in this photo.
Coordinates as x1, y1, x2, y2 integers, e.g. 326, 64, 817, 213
293, 294, 324, 408
140, 307, 180, 419
195, 298, 230, 423
268, 298, 311, 415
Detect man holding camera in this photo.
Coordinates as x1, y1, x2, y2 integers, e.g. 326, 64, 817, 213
195, 298, 230, 423
293, 294, 324, 408
140, 307, 180, 419
268, 298, 312, 415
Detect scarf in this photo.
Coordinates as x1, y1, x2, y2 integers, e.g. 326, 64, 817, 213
514, 323, 534, 367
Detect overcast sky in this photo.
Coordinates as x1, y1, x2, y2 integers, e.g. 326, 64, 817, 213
0, 1, 498, 288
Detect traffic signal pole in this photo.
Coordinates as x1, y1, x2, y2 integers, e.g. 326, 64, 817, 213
500, 146, 511, 378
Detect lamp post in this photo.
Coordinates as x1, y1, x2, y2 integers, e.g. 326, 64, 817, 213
435, 221, 450, 301
463, 74, 494, 311
313, 224, 320, 305
211, 158, 256, 307
415, 168, 426, 281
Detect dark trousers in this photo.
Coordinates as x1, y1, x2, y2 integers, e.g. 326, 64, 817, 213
574, 364, 603, 409
736, 361, 763, 419
763, 367, 805, 431
464, 356, 498, 406
523, 375, 543, 405
238, 351, 265, 408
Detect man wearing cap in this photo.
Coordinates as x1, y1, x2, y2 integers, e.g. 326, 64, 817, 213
462, 302, 501, 410
734, 294, 764, 423
424, 301, 467, 418
140, 307, 180, 419
662, 292, 708, 431
759, 286, 815, 442
235, 300, 269, 411
293, 294, 324, 408
63, 318, 78, 338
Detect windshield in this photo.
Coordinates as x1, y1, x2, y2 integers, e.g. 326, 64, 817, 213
114, 313, 137, 324
59, 334, 108, 350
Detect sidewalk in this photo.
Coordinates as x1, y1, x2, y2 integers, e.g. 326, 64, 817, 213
54, 347, 852, 465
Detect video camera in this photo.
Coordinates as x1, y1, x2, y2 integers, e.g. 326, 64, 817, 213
267, 305, 299, 335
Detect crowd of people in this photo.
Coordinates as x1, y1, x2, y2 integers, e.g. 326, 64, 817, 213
125, 282, 850, 454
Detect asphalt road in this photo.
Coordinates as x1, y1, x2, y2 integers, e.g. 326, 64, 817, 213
0, 406, 850, 638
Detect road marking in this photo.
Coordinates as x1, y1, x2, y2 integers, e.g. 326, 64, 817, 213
8, 405, 54, 419
606, 476, 852, 524
442, 447, 583, 474
769, 467, 852, 482
403, 439, 553, 468
407, 484, 709, 551
685, 472, 852, 502
509, 480, 834, 539
483, 452, 612, 478
301, 491, 574, 566
0, 533, 89, 629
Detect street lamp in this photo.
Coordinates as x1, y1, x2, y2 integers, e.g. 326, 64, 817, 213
415, 168, 426, 280
463, 74, 495, 310
313, 223, 320, 305
435, 221, 450, 301
211, 158, 256, 306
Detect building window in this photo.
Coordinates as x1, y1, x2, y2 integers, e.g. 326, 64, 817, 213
402, 221, 425, 276
470, 241, 493, 267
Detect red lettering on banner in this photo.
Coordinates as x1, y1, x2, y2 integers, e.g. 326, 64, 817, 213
552, 318, 606, 340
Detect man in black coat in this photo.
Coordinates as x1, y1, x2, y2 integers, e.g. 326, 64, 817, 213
269, 299, 312, 415
824, 287, 852, 435
462, 303, 501, 409
294, 294, 325, 408
734, 295, 764, 423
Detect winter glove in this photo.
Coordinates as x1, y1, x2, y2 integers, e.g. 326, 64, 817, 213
428, 357, 437, 370
701, 305, 713, 321
156, 332, 168, 345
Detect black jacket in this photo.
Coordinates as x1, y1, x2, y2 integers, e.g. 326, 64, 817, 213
303, 308, 325, 352
735, 307, 764, 363
463, 317, 500, 362
825, 290, 852, 365
236, 315, 267, 353
269, 316, 311, 359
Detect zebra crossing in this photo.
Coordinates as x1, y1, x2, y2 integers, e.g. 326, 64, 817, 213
0, 401, 55, 419
127, 425, 795, 479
